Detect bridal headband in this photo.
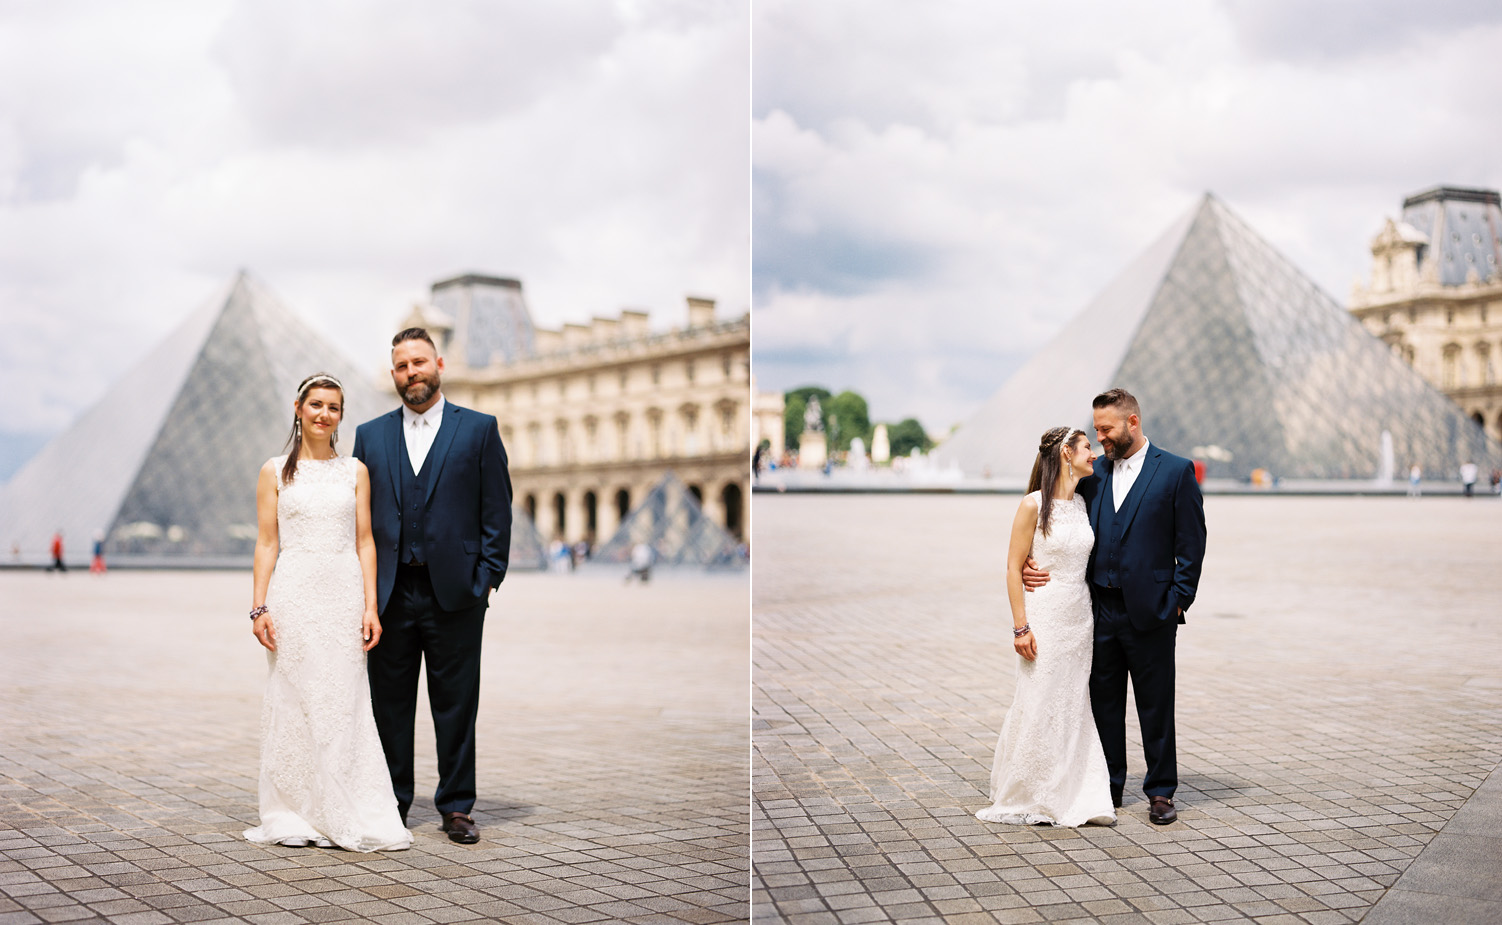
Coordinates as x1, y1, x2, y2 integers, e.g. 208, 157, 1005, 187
297, 373, 344, 396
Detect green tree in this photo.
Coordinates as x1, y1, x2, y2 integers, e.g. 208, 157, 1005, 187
826, 390, 871, 452
886, 418, 933, 458
782, 386, 831, 452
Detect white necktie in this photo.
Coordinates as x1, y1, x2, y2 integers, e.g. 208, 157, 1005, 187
409, 417, 431, 473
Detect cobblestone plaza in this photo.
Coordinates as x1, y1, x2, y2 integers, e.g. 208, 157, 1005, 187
753, 494, 1502, 924
0, 569, 749, 924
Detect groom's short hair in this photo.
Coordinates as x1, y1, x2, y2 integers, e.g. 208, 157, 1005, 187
1093, 388, 1141, 419
392, 327, 436, 352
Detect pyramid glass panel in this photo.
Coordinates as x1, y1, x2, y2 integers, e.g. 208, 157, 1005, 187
937, 195, 1502, 481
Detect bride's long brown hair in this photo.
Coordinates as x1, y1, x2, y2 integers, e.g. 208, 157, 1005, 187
281, 373, 345, 485
1026, 426, 1087, 537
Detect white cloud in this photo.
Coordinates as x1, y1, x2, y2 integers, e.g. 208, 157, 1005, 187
0, 0, 748, 435
753, 0, 1502, 432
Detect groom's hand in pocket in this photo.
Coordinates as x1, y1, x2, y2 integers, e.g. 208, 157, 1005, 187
1022, 557, 1050, 591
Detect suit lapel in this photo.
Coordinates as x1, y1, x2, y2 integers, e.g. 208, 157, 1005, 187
1114, 446, 1163, 534
384, 410, 405, 505
1089, 461, 1112, 531
422, 404, 462, 505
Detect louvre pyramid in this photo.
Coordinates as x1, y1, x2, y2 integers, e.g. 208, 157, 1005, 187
595, 471, 741, 567
507, 502, 548, 571
0, 272, 391, 562
935, 194, 1502, 481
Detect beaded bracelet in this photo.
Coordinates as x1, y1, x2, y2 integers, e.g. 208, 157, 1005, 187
1013, 624, 1031, 638
249, 605, 268, 621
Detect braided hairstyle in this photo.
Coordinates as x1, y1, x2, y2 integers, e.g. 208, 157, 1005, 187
281, 372, 345, 485
1026, 425, 1088, 537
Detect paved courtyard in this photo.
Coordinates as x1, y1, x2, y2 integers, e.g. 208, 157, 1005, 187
752, 494, 1502, 924
0, 567, 749, 924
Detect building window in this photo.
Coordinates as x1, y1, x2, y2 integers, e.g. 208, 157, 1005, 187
685, 360, 695, 384
722, 352, 732, 377
1442, 345, 1461, 389
588, 374, 596, 395
526, 423, 542, 466
620, 369, 629, 392
651, 364, 661, 386
614, 412, 630, 460
647, 409, 663, 458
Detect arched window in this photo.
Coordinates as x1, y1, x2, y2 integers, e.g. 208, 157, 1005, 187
583, 491, 598, 538
524, 493, 537, 524
553, 492, 567, 539
615, 488, 631, 523
688, 484, 703, 507
721, 483, 743, 538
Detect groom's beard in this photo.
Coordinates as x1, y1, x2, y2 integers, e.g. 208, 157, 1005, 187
400, 372, 440, 406
1101, 436, 1130, 460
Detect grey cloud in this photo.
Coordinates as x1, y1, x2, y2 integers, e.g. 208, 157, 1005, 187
1225, 0, 1502, 62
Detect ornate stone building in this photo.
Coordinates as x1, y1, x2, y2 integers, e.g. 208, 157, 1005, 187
751, 375, 785, 461
1350, 186, 1502, 441
406, 274, 749, 545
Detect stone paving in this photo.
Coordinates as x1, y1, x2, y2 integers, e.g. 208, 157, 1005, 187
0, 567, 749, 924
752, 494, 1502, 924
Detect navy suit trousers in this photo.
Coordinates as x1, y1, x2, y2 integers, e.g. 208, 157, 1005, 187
1090, 586, 1177, 799
368, 563, 486, 816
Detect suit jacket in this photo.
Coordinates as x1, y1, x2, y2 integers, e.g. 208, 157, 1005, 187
352, 400, 513, 614
1078, 442, 1206, 632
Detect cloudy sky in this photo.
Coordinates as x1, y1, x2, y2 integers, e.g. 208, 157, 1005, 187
753, 0, 1502, 433
0, 0, 748, 461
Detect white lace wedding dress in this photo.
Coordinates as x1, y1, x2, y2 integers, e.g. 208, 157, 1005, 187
976, 492, 1116, 827
244, 456, 411, 852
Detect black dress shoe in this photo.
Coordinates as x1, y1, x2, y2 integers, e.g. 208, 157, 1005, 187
1111, 787, 1123, 809
1149, 796, 1177, 825
441, 812, 480, 844
398, 805, 409, 827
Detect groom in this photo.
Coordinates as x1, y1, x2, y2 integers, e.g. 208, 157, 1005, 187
353, 327, 513, 844
1027, 388, 1206, 825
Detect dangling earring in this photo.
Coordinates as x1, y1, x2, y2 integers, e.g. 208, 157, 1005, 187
293, 419, 302, 443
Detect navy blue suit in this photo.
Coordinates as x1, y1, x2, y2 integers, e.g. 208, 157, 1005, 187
1077, 441, 1205, 800
352, 400, 512, 817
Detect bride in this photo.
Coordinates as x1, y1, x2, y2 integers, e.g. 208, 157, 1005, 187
244, 373, 411, 851
976, 426, 1115, 828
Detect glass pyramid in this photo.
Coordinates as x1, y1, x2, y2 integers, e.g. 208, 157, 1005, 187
595, 471, 742, 567
3, 273, 389, 563
936, 194, 1502, 481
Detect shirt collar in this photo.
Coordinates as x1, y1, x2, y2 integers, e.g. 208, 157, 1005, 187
1118, 436, 1150, 470
402, 394, 445, 427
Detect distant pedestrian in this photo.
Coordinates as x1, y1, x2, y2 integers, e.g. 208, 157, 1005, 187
89, 531, 107, 574
625, 542, 654, 583
1460, 461, 1478, 497
1407, 464, 1422, 498
1491, 468, 1500, 496
47, 530, 66, 572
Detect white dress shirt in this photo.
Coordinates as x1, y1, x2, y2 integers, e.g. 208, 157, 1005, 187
402, 395, 445, 474
1111, 436, 1150, 512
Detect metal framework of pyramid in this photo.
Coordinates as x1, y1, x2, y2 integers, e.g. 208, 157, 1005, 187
507, 503, 548, 571
595, 471, 742, 567
1, 273, 394, 562
935, 194, 1502, 481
